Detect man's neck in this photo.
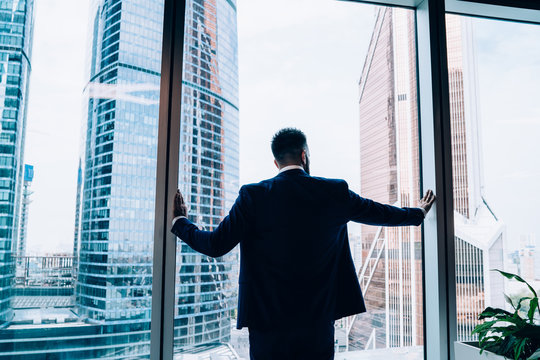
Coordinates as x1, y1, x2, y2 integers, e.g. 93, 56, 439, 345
278, 164, 304, 173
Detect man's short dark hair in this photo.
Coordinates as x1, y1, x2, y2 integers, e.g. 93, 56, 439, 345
271, 128, 307, 164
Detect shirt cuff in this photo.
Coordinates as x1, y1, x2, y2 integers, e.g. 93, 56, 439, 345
418, 207, 427, 218
172, 216, 187, 226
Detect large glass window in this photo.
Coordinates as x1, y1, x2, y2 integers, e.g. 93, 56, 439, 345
215, 1, 424, 358
0, 0, 164, 357
446, 14, 540, 342
0, 0, 535, 358
173, 0, 240, 353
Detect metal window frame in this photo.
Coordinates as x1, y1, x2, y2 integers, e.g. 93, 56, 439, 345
150, 0, 186, 359
148, 0, 539, 359
343, 0, 538, 360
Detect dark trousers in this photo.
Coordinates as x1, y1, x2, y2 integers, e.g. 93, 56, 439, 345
248, 322, 335, 360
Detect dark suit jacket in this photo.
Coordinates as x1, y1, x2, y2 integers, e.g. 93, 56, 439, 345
171, 168, 424, 330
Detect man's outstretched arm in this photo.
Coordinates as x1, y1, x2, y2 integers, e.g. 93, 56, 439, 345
346, 187, 435, 226
171, 187, 251, 258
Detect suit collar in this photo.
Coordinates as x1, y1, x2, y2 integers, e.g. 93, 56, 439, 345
276, 168, 308, 177
278, 165, 304, 173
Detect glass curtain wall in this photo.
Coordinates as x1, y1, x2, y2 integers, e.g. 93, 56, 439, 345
227, 1, 424, 358
446, 14, 540, 342
0, 0, 165, 358
0, 0, 34, 329
173, 0, 239, 352
0, 0, 242, 358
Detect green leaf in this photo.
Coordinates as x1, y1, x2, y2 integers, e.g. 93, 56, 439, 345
528, 297, 539, 323
506, 293, 516, 309
493, 269, 538, 298
514, 323, 540, 342
516, 297, 532, 312
479, 335, 504, 349
480, 306, 514, 319
498, 335, 517, 358
473, 320, 498, 335
514, 338, 527, 360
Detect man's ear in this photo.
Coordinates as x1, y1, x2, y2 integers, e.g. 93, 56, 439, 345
301, 150, 306, 164
274, 159, 279, 169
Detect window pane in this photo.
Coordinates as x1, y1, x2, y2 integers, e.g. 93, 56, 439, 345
173, 0, 239, 354
349, 7, 423, 358
0, 0, 164, 357
446, 14, 540, 342
172, 1, 423, 358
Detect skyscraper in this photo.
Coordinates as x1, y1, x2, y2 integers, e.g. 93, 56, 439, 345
350, 8, 422, 349
16, 164, 33, 268
352, 8, 504, 349
0, 0, 35, 328
75, 0, 163, 328
174, 0, 239, 347
73, 0, 239, 355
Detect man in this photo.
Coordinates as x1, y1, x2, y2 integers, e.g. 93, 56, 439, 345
172, 128, 435, 360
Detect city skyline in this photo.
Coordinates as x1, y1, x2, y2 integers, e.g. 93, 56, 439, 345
0, 0, 536, 358
18, 1, 540, 258
0, 0, 35, 327
0, 0, 240, 357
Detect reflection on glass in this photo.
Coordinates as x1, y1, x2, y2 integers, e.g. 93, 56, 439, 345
447, 15, 540, 341
0, 0, 34, 329
347, 7, 423, 355
0, 0, 164, 357
174, 0, 240, 353
232, 2, 423, 358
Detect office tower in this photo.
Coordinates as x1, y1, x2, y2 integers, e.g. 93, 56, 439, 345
16, 164, 33, 268
72, 161, 82, 279
74, 0, 239, 354
0, 0, 35, 327
174, 0, 239, 347
352, 8, 504, 348
351, 8, 422, 350
75, 0, 164, 328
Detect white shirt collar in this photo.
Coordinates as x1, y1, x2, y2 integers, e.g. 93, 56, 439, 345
278, 165, 305, 174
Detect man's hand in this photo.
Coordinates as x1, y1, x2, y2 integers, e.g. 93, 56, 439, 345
173, 189, 187, 218
419, 189, 436, 215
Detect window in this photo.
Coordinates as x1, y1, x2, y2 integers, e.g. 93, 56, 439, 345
446, 13, 540, 342
0, 0, 536, 359
0, 0, 164, 357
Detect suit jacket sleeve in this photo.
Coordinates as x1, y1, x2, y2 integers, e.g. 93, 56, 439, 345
171, 185, 252, 258
345, 183, 424, 226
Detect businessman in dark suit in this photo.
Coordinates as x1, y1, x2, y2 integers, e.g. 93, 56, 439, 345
171, 128, 435, 360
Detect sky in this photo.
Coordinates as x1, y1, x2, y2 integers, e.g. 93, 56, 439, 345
21, 0, 540, 255
472, 17, 540, 249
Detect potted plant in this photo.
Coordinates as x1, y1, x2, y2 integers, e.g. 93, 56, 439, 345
455, 270, 540, 360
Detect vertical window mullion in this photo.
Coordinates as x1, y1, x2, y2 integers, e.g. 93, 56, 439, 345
150, 1, 187, 359
416, 0, 457, 360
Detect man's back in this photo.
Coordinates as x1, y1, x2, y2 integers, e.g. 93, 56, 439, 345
172, 167, 424, 330
238, 168, 357, 329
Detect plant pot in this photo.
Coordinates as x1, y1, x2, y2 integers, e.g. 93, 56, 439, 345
455, 341, 507, 360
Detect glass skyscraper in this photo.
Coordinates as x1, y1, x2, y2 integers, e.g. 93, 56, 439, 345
0, 0, 35, 328
174, 0, 239, 348
16, 164, 33, 268
75, 0, 163, 325
351, 8, 422, 350
69, 0, 238, 356
351, 8, 505, 349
